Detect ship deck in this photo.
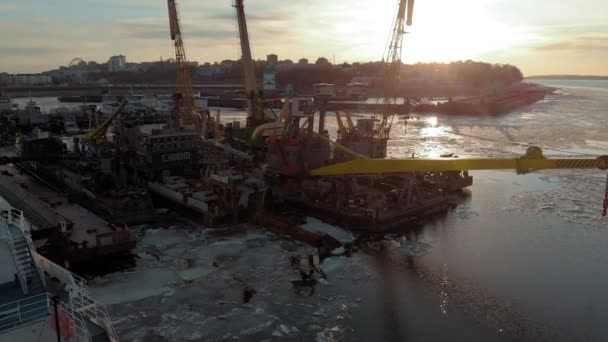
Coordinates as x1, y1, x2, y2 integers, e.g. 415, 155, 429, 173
0, 163, 116, 247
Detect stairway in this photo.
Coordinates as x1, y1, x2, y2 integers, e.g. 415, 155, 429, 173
12, 237, 45, 295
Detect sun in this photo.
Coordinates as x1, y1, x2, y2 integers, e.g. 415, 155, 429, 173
404, 0, 527, 62
343, 0, 530, 63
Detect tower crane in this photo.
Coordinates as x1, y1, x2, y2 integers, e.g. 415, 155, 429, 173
167, 0, 197, 128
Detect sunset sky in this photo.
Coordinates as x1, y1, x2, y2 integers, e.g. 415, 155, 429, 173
1, 0, 607, 76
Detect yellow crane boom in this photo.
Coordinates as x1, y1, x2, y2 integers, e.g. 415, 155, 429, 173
168, 0, 197, 127
309, 147, 608, 176
83, 100, 127, 142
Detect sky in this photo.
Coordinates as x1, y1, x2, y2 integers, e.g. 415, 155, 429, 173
0, 0, 607, 76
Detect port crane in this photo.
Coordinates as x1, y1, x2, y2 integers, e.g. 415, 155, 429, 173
82, 99, 128, 144
234, 0, 265, 127
378, 0, 415, 131
167, 0, 198, 128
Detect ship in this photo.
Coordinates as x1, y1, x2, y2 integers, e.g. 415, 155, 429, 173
57, 95, 103, 103
312, 83, 370, 101
0, 207, 119, 342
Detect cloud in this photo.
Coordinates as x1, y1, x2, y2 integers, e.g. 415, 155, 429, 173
0, 4, 19, 12
534, 36, 608, 52
131, 29, 236, 41
0, 46, 70, 56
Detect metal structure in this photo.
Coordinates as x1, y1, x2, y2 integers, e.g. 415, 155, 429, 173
167, 0, 197, 127
83, 99, 127, 144
378, 0, 414, 135
333, 0, 414, 161
69, 57, 86, 67
310, 147, 608, 175
234, 0, 263, 126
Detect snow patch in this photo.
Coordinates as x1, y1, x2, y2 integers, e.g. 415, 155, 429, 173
141, 228, 189, 250
88, 268, 178, 305
401, 241, 432, 257
301, 217, 355, 244
321, 257, 349, 275
178, 266, 213, 281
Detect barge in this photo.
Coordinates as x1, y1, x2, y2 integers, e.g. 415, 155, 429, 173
0, 163, 137, 265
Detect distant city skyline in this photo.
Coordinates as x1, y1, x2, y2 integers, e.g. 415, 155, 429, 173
1, 0, 607, 76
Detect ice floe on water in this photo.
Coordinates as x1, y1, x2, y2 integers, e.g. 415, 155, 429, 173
87, 224, 361, 341
401, 241, 433, 257
88, 268, 178, 305
508, 171, 608, 228
301, 217, 355, 244
141, 228, 192, 250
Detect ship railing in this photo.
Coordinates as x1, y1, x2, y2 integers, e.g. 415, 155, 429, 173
0, 211, 30, 295
0, 208, 26, 229
33, 252, 87, 293
0, 293, 49, 333
58, 299, 94, 342
0, 293, 92, 341
69, 290, 119, 342
33, 253, 119, 342
1, 208, 47, 289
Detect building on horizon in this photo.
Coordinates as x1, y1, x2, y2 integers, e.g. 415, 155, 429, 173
108, 55, 127, 72
4, 74, 52, 86
266, 54, 278, 65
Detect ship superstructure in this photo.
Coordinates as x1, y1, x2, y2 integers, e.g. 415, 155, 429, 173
0, 208, 119, 341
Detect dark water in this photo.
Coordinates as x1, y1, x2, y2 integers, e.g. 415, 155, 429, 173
339, 79, 608, 341
339, 171, 608, 341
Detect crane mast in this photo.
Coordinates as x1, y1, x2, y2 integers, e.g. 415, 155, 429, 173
167, 0, 196, 128
233, 0, 262, 126
379, 0, 414, 131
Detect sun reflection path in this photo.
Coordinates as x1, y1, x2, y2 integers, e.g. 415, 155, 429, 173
390, 116, 457, 158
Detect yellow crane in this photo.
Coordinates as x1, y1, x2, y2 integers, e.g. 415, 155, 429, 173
234, 0, 265, 127
83, 99, 128, 143
308, 146, 608, 216
167, 0, 197, 128
310, 147, 608, 176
